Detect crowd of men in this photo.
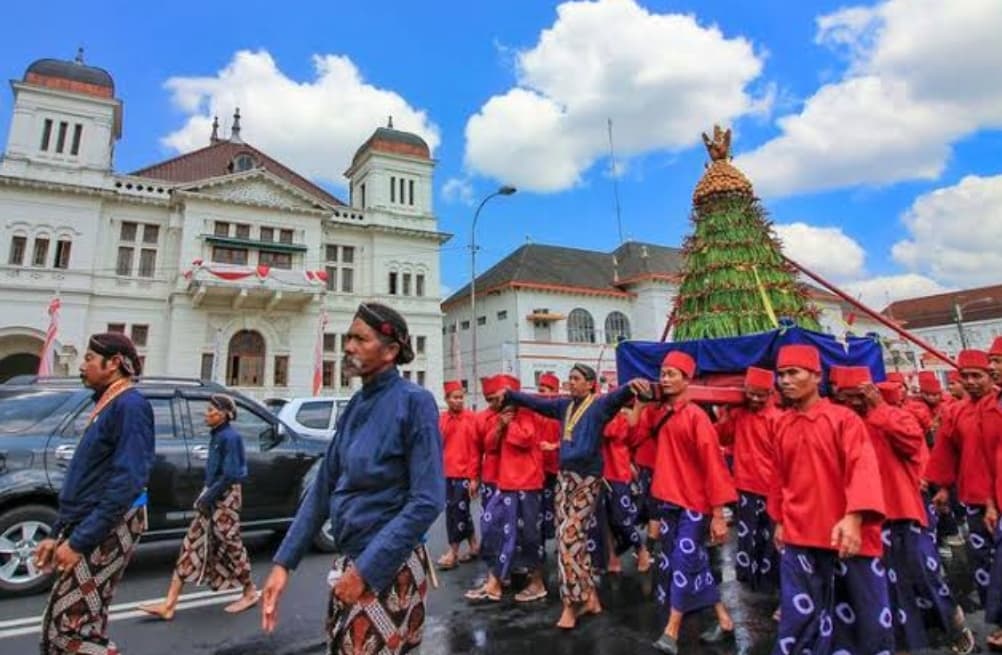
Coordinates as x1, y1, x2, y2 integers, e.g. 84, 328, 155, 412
437, 340, 1002, 654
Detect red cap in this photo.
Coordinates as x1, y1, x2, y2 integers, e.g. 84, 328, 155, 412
991, 337, 1002, 356
776, 344, 821, 373
958, 349, 991, 371
877, 382, 903, 405
917, 371, 941, 394
744, 366, 774, 390
661, 350, 696, 378
539, 373, 561, 391
443, 380, 463, 395
947, 370, 961, 383
840, 366, 872, 388
886, 372, 905, 385
481, 376, 502, 396
497, 374, 521, 392
829, 366, 848, 388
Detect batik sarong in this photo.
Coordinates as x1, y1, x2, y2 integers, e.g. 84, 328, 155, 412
40, 507, 146, 654
444, 478, 474, 544
478, 490, 543, 581
654, 502, 719, 623
478, 482, 497, 552
174, 484, 251, 591
965, 504, 993, 606
735, 490, 779, 593
326, 550, 427, 655
773, 546, 894, 655
542, 473, 557, 542
981, 520, 1002, 626
634, 465, 655, 526
883, 521, 963, 650
603, 481, 641, 556
555, 471, 601, 604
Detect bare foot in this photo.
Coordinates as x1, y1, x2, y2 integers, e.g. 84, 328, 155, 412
585, 594, 603, 615
437, 552, 458, 569
138, 603, 174, 621
224, 592, 259, 614
637, 547, 651, 573
556, 606, 577, 630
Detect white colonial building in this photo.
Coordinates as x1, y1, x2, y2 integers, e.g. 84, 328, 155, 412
441, 241, 852, 393
0, 53, 449, 399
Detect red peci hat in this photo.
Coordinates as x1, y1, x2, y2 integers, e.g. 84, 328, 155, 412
877, 382, 903, 405
539, 373, 561, 391
947, 370, 961, 383
957, 349, 991, 371
885, 372, 905, 385
776, 344, 821, 373
498, 374, 521, 392
829, 366, 848, 388
661, 350, 696, 378
917, 371, 941, 394
443, 380, 463, 395
481, 376, 502, 396
744, 366, 774, 390
840, 366, 872, 388
991, 337, 1002, 356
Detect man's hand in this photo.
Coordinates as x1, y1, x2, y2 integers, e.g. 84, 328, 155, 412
831, 513, 863, 559
773, 523, 784, 552
627, 379, 652, 398
469, 479, 479, 499
498, 406, 514, 428
709, 509, 728, 545
34, 538, 57, 573
261, 565, 289, 633
540, 441, 559, 452
859, 383, 883, 409
932, 487, 950, 511
333, 565, 367, 605
987, 503, 999, 533
53, 541, 82, 574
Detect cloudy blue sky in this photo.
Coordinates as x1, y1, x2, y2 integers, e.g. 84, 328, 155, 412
2, 0, 1000, 307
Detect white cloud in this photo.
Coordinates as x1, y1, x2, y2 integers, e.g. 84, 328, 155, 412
463, 0, 767, 192
737, 0, 1002, 197
843, 274, 949, 308
774, 222, 865, 280
891, 174, 1002, 287
161, 50, 440, 187
441, 177, 475, 205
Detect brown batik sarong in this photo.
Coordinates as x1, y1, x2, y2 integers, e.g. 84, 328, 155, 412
326, 550, 428, 655
555, 471, 601, 604
174, 484, 251, 591
40, 507, 146, 654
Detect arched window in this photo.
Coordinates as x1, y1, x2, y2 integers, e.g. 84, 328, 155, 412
232, 154, 255, 172
227, 330, 265, 386
567, 308, 596, 344
604, 311, 631, 344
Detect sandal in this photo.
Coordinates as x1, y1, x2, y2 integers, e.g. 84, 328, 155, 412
457, 551, 474, 563
464, 586, 501, 602
514, 587, 547, 603
436, 554, 458, 570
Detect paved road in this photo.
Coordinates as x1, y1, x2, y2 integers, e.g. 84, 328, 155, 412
0, 516, 988, 654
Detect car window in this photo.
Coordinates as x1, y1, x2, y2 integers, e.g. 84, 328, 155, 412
295, 401, 333, 430
65, 395, 175, 440
187, 397, 275, 450
0, 389, 76, 433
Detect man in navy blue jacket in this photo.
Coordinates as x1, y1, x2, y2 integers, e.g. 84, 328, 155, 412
35, 332, 155, 654
262, 303, 445, 654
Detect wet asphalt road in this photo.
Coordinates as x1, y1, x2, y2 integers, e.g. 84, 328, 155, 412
0, 515, 990, 654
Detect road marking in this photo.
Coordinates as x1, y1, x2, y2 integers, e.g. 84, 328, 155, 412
0, 589, 244, 639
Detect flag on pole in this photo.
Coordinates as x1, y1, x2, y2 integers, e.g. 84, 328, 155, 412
312, 309, 329, 395
37, 297, 61, 375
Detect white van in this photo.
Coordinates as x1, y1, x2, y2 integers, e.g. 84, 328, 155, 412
276, 396, 352, 440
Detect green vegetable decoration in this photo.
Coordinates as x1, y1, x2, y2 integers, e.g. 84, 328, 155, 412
670, 126, 821, 341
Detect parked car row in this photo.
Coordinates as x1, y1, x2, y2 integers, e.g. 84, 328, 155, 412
0, 376, 338, 597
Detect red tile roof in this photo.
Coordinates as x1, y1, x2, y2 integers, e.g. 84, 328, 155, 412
131, 140, 344, 206
882, 283, 1002, 329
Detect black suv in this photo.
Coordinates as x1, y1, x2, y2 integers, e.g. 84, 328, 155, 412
0, 376, 334, 597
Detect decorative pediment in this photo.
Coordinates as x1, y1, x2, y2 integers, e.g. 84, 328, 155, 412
177, 170, 332, 213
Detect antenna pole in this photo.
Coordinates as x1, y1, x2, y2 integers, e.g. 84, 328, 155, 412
608, 118, 624, 244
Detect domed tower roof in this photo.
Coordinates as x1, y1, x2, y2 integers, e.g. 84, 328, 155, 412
351, 117, 431, 167
24, 49, 115, 98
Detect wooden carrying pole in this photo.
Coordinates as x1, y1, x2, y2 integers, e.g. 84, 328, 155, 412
784, 255, 957, 369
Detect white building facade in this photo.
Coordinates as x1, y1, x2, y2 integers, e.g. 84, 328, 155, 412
0, 54, 449, 400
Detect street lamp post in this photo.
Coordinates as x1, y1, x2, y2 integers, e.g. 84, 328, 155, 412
470, 185, 516, 409
953, 296, 993, 350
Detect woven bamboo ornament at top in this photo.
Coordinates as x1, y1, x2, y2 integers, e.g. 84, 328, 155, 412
670, 126, 821, 341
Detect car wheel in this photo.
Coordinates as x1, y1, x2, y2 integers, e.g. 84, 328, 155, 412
312, 518, 336, 552
0, 504, 58, 597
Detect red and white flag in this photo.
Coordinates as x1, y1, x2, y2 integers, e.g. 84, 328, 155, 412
312, 309, 329, 395
37, 296, 61, 375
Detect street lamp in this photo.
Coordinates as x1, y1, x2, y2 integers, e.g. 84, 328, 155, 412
470, 185, 516, 408
953, 296, 993, 350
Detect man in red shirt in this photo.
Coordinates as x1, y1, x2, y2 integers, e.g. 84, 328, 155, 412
465, 374, 546, 603
926, 349, 997, 608
887, 371, 934, 434
438, 381, 479, 570
537, 373, 562, 545
650, 351, 737, 655
769, 344, 892, 655
632, 396, 662, 573
947, 370, 967, 401
989, 337, 1002, 384
715, 366, 781, 593
598, 399, 643, 574
838, 368, 974, 653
